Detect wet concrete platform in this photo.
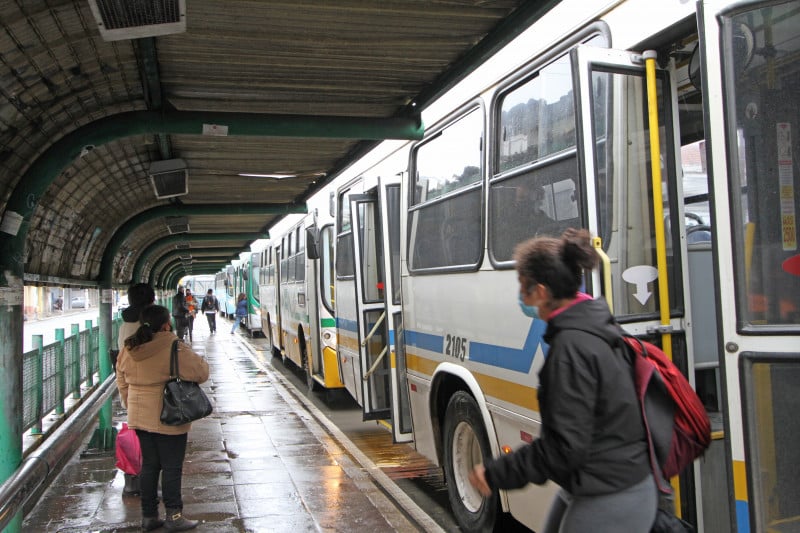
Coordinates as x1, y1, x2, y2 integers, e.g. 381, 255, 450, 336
22, 325, 436, 532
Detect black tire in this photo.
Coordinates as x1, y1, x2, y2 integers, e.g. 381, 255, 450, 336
300, 330, 319, 392
443, 391, 498, 533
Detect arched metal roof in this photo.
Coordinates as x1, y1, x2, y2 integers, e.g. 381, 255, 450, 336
0, 0, 556, 287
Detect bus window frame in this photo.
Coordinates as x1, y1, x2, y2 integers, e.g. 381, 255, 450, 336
718, 1, 800, 334
487, 24, 608, 270
407, 100, 485, 275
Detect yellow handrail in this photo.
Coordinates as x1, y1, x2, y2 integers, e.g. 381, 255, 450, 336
644, 48, 680, 513
592, 237, 614, 312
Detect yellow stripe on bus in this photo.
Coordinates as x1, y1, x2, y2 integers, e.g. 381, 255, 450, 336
733, 460, 748, 502
407, 352, 539, 412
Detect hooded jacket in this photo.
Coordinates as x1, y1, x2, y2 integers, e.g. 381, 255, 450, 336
483, 297, 650, 496
116, 331, 210, 435
117, 306, 144, 351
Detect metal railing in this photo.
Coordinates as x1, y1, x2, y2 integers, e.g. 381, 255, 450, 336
21, 318, 121, 439
0, 375, 117, 531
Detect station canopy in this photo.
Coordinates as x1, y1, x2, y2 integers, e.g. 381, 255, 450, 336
0, 0, 554, 287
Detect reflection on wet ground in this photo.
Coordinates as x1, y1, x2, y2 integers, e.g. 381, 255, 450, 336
21, 327, 425, 532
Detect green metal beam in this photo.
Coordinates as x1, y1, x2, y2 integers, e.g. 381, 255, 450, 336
151, 252, 239, 288
163, 262, 227, 290
100, 204, 284, 286
145, 247, 241, 285
133, 234, 263, 282
166, 269, 221, 292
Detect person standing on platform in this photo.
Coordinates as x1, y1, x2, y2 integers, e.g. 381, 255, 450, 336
171, 286, 189, 341
200, 289, 219, 333
115, 282, 156, 498
468, 228, 656, 533
184, 289, 196, 342
231, 292, 247, 334
116, 305, 208, 531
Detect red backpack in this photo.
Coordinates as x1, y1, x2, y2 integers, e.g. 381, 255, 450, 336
621, 335, 711, 492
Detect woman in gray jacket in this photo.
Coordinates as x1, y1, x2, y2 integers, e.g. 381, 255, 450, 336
117, 305, 209, 531
469, 228, 656, 533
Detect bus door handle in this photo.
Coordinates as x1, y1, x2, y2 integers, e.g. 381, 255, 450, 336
363, 345, 389, 381
361, 311, 386, 347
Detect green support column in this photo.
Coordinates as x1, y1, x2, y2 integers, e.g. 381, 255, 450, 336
0, 280, 23, 508
88, 300, 115, 450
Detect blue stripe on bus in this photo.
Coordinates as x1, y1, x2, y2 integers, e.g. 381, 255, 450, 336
339, 315, 548, 373
736, 501, 750, 533
406, 319, 548, 374
336, 317, 358, 333
467, 319, 547, 372
405, 330, 443, 353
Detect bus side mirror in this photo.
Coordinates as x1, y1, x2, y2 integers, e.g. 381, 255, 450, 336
306, 227, 320, 260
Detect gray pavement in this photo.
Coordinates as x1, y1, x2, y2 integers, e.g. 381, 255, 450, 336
21, 327, 428, 532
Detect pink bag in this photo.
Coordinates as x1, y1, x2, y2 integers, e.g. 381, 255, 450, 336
115, 423, 142, 475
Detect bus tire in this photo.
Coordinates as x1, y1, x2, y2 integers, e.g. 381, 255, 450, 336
443, 391, 497, 533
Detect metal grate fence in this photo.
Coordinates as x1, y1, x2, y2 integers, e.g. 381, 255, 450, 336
21, 318, 122, 434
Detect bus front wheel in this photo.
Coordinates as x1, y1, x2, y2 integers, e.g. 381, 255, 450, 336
443, 391, 497, 533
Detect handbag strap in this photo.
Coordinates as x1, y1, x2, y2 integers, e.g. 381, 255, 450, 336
170, 340, 180, 379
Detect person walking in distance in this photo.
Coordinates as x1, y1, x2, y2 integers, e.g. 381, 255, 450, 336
231, 292, 247, 334
184, 289, 196, 342
468, 228, 657, 533
200, 289, 219, 333
171, 286, 189, 341
116, 305, 208, 531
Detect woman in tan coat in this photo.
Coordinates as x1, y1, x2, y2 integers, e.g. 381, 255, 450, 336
117, 305, 209, 532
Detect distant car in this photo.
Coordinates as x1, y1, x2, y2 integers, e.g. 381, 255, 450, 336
71, 296, 86, 308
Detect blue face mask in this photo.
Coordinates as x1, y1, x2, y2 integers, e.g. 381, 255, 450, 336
517, 293, 540, 319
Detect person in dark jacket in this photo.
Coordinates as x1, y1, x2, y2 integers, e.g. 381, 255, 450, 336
171, 286, 189, 341
200, 289, 219, 333
469, 228, 656, 533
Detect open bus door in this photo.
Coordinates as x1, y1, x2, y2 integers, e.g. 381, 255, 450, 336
350, 183, 413, 442
571, 45, 706, 526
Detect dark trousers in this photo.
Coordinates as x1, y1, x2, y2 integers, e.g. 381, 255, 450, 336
205, 312, 217, 332
135, 430, 188, 516
187, 315, 195, 339
173, 315, 188, 340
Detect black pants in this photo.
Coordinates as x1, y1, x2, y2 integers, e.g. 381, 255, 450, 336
205, 312, 217, 332
173, 315, 188, 340
135, 430, 188, 516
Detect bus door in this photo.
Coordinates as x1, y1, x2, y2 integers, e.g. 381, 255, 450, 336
572, 45, 703, 524
377, 182, 413, 443
350, 192, 392, 421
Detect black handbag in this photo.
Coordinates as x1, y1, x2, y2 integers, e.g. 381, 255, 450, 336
160, 340, 213, 426
651, 491, 694, 533
651, 508, 694, 533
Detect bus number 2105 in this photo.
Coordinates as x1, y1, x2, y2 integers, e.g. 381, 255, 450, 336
445, 334, 468, 361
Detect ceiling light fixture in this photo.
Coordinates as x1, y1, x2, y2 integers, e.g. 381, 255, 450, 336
237, 173, 296, 179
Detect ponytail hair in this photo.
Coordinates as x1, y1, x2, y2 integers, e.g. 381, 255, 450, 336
513, 228, 599, 299
124, 305, 171, 350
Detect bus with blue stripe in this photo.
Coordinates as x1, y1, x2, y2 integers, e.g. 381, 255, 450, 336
258, 210, 344, 392
328, 0, 800, 531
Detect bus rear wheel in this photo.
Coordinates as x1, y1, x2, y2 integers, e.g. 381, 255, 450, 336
443, 391, 497, 533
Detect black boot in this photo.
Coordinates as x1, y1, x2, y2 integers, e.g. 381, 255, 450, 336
141, 516, 164, 531
123, 474, 140, 496
164, 508, 198, 531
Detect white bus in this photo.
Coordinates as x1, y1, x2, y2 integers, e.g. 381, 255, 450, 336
259, 210, 344, 391
329, 0, 800, 531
